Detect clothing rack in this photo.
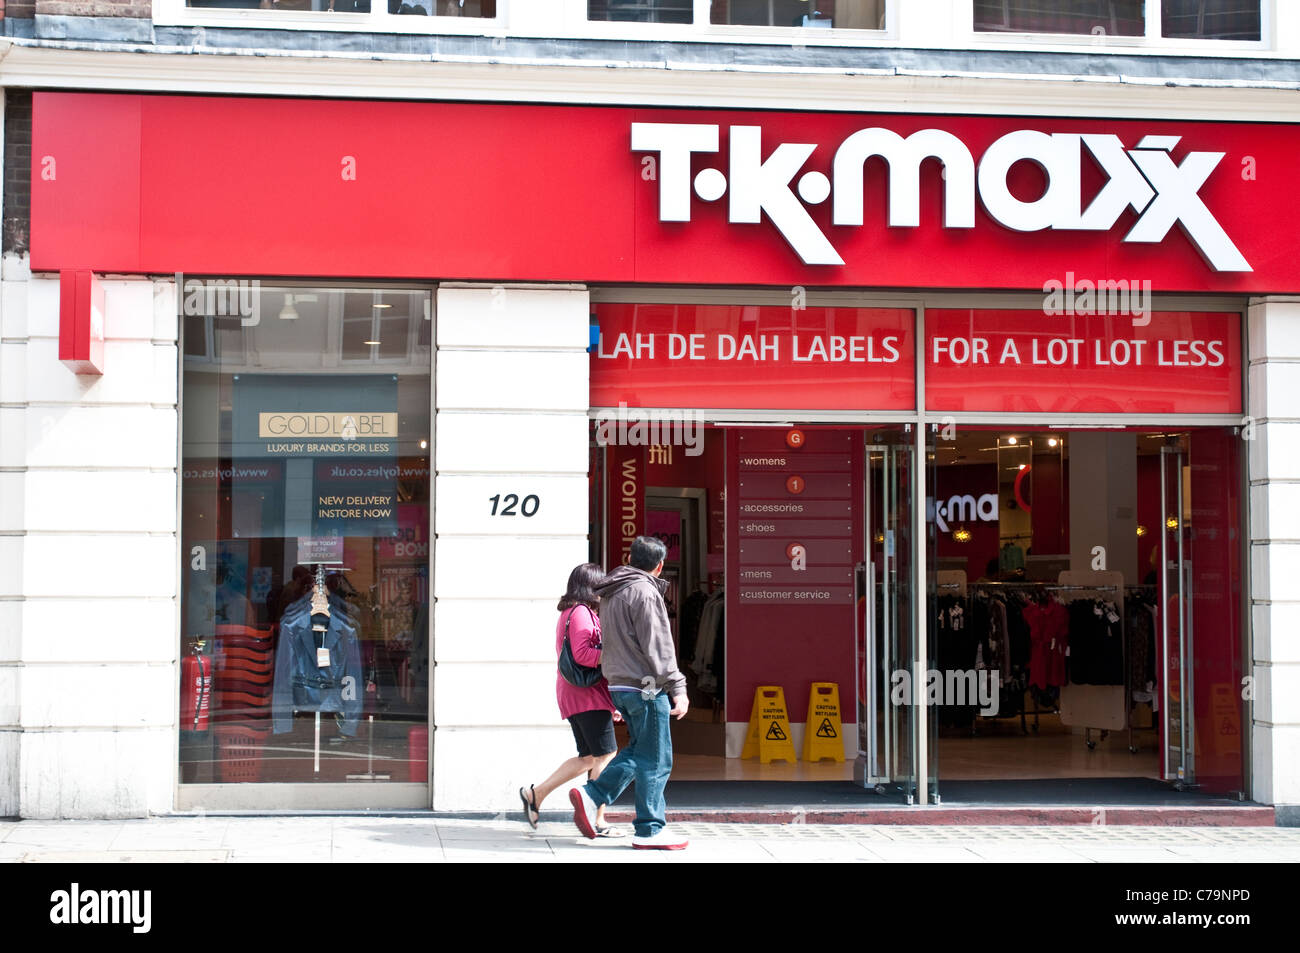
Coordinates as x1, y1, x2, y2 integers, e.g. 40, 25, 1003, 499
968, 581, 1119, 592
1123, 584, 1160, 753
1057, 570, 1127, 749
964, 581, 1057, 734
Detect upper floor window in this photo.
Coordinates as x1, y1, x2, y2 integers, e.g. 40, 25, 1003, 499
588, 0, 887, 29
710, 1, 885, 27
186, 0, 493, 15
587, 0, 692, 22
1161, 0, 1260, 40
973, 1, 1260, 41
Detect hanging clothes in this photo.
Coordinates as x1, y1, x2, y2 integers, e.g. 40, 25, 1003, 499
1066, 598, 1124, 686
1023, 597, 1069, 691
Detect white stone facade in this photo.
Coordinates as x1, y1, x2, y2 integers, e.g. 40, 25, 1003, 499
0, 274, 1296, 820
1248, 297, 1300, 821
0, 261, 179, 818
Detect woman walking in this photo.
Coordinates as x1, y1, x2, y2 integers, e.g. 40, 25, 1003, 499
518, 562, 622, 836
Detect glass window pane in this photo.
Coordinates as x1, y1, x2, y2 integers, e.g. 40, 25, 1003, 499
184, 314, 209, 359
341, 318, 373, 362
379, 316, 411, 361
712, 1, 886, 29
588, 0, 694, 24
187, 0, 373, 11
974, 1, 1145, 36
1161, 1, 1260, 40
180, 283, 432, 786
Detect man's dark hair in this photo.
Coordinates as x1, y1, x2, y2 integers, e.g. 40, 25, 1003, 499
629, 535, 668, 572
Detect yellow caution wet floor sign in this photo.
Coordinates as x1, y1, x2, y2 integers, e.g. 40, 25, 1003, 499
741, 685, 798, 764
803, 682, 845, 763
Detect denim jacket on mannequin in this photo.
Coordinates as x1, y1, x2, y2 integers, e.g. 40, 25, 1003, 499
272, 607, 363, 737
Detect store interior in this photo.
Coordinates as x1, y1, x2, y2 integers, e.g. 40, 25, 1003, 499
594, 422, 1246, 797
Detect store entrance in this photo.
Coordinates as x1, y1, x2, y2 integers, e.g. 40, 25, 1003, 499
590, 421, 1246, 800
925, 425, 1245, 798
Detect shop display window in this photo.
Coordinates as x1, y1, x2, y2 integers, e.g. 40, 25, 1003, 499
180, 283, 432, 786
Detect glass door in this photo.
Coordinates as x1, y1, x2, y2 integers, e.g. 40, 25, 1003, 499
1160, 442, 1194, 788
856, 427, 929, 802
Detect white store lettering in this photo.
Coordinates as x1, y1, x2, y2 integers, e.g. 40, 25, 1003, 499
632, 123, 1250, 272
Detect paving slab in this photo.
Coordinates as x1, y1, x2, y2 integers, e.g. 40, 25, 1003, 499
21, 849, 229, 863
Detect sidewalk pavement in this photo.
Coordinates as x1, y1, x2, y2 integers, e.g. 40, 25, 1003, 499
3, 815, 1300, 863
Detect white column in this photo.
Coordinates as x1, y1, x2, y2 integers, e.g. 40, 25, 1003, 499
432, 284, 591, 811
1067, 431, 1138, 581
1248, 296, 1300, 822
0, 259, 179, 818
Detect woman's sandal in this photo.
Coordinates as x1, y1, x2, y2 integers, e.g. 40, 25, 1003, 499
518, 785, 540, 829
594, 825, 626, 838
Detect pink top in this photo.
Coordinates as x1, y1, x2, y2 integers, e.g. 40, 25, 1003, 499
555, 605, 615, 720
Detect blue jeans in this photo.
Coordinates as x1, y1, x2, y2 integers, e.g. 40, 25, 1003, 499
584, 690, 672, 838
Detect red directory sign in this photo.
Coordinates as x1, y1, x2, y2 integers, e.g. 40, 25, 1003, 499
925, 310, 1242, 414
589, 303, 914, 411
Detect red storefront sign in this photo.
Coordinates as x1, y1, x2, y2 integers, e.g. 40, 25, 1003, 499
925, 310, 1242, 414
590, 304, 915, 410
30, 93, 1300, 293
594, 305, 1241, 415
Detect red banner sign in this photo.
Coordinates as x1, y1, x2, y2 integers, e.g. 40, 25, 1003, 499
31, 94, 1300, 293
925, 310, 1242, 414
593, 305, 1241, 415
590, 304, 915, 411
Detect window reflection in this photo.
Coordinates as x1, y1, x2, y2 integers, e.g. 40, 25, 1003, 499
181, 284, 431, 785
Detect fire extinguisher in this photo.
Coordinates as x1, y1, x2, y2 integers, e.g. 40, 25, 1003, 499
180, 641, 212, 732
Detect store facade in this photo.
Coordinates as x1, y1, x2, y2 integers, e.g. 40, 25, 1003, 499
3, 89, 1297, 818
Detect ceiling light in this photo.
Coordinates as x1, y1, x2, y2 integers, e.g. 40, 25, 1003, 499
374, 303, 393, 309
1006, 436, 1018, 445
1047, 437, 1059, 447
364, 340, 380, 346
279, 294, 299, 320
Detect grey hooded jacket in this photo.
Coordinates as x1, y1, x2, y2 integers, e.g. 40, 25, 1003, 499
593, 565, 686, 698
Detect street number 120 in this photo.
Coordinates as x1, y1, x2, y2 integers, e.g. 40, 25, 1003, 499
489, 493, 540, 517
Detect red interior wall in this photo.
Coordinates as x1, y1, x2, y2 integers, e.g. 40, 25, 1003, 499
933, 462, 999, 580
1137, 454, 1162, 581
1188, 429, 1245, 793
642, 429, 726, 568
1030, 451, 1066, 556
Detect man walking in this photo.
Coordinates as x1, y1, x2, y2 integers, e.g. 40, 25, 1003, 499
570, 536, 690, 850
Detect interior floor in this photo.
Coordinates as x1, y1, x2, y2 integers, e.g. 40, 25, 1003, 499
661, 710, 1161, 783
